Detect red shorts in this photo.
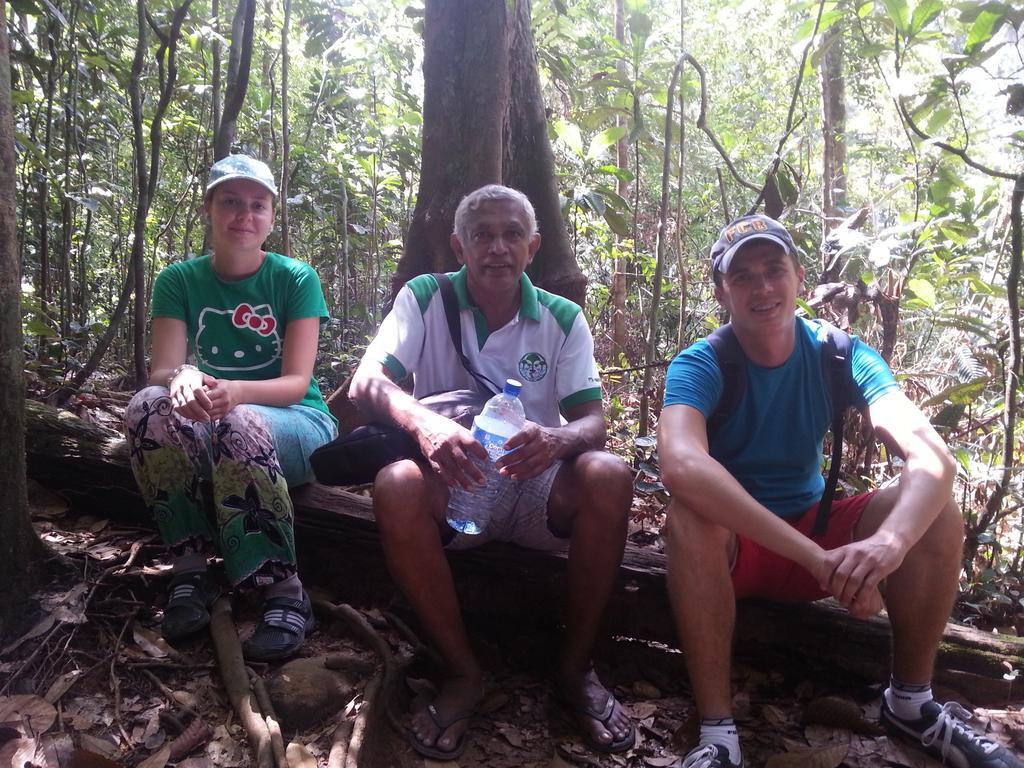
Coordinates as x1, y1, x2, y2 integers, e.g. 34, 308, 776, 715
731, 490, 879, 601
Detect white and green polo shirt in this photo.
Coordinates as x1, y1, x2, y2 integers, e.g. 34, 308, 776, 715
363, 268, 602, 428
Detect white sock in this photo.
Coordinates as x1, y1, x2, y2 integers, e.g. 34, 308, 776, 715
885, 677, 933, 720
699, 717, 741, 763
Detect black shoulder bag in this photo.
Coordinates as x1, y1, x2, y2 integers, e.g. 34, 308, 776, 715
310, 274, 498, 486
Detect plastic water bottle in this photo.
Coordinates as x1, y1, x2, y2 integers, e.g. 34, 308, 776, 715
446, 379, 527, 535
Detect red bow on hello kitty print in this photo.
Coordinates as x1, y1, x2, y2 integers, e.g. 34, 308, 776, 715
232, 303, 277, 336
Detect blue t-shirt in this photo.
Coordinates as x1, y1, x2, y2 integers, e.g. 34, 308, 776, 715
663, 317, 898, 518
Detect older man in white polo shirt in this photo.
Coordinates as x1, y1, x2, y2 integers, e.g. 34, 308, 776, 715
351, 184, 635, 760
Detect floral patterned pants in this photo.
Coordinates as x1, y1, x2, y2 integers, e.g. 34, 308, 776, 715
125, 386, 336, 589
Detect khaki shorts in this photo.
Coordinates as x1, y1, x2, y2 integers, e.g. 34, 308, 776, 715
445, 462, 568, 552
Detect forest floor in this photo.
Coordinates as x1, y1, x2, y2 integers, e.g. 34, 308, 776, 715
4, 397, 1024, 767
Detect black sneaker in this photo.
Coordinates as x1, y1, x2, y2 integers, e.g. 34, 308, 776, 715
242, 591, 315, 662
678, 744, 743, 768
881, 698, 1023, 768
161, 571, 220, 641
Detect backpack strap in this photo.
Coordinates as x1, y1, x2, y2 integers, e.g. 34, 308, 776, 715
707, 321, 856, 535
432, 273, 499, 395
812, 324, 855, 535
705, 323, 745, 436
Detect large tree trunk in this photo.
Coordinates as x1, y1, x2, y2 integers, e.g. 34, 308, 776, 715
278, 0, 291, 255
23, 401, 1024, 706
610, 0, 628, 362
130, 0, 151, 386
215, 0, 256, 160
393, 0, 585, 307
211, 0, 222, 146
38, 21, 56, 323
503, 0, 583, 304
54, 0, 193, 399
820, 22, 847, 251
0, 0, 45, 631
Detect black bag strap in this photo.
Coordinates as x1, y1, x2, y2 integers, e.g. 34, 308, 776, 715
706, 321, 856, 535
705, 323, 744, 435
812, 324, 854, 535
432, 273, 500, 395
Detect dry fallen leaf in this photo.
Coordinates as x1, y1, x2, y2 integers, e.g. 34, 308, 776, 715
0, 738, 32, 768
632, 680, 662, 699
132, 625, 173, 659
762, 703, 790, 728
285, 742, 318, 768
804, 696, 884, 735
27, 480, 71, 518
1, 613, 57, 656
629, 701, 659, 720
0, 695, 58, 735
136, 744, 172, 768
40, 584, 89, 626
68, 748, 123, 768
479, 691, 511, 715
764, 742, 849, 768
44, 669, 83, 704
496, 724, 524, 748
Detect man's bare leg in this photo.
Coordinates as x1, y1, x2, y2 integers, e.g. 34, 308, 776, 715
548, 451, 633, 748
665, 499, 737, 719
374, 459, 483, 754
852, 489, 963, 684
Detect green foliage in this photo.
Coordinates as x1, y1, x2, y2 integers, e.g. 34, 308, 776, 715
8, 0, 1024, 609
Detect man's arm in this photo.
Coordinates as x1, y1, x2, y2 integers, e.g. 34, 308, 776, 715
497, 399, 607, 481
822, 388, 957, 603
657, 403, 829, 576
349, 360, 487, 488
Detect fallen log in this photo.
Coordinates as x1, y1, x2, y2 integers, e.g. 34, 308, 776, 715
24, 400, 1024, 705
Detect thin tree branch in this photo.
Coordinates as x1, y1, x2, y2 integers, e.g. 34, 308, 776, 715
747, 0, 826, 214
685, 54, 760, 194
898, 101, 1017, 181
851, 13, 922, 219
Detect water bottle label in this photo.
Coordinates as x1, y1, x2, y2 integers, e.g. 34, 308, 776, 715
472, 426, 508, 462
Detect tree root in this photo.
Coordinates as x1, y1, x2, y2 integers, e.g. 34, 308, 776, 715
209, 597, 274, 768
313, 599, 412, 760
168, 716, 214, 761
346, 672, 381, 768
142, 668, 199, 721
327, 720, 353, 768
250, 667, 288, 768
381, 609, 441, 668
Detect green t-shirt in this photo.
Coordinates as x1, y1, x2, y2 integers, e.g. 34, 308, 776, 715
151, 251, 333, 421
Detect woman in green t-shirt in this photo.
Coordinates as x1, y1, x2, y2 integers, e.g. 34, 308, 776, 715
123, 155, 337, 661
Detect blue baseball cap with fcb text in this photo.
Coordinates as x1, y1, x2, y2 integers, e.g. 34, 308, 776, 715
710, 214, 799, 275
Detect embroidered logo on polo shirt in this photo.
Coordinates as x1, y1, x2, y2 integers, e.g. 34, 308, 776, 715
518, 352, 548, 382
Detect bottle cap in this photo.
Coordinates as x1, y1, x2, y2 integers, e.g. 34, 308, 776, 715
503, 378, 522, 396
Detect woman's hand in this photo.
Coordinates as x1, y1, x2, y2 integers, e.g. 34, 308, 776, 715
169, 367, 215, 421
204, 376, 243, 421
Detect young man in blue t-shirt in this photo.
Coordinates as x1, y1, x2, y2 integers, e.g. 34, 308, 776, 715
658, 214, 1020, 768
